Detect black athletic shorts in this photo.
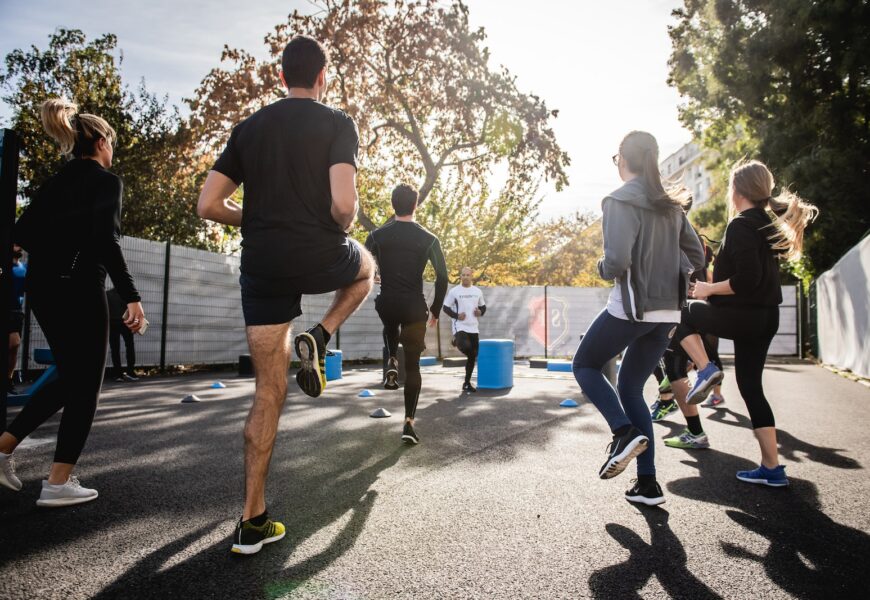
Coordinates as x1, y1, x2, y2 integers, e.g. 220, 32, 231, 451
374, 294, 428, 354
240, 238, 363, 326
8, 310, 24, 335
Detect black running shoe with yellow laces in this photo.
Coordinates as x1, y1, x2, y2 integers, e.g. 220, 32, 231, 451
231, 512, 286, 555
295, 326, 327, 398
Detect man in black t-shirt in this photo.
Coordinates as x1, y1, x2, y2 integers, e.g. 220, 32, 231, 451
197, 36, 374, 556
365, 185, 448, 445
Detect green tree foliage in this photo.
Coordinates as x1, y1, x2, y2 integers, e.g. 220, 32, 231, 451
187, 0, 569, 277
668, 0, 870, 277
0, 29, 220, 249
525, 212, 604, 287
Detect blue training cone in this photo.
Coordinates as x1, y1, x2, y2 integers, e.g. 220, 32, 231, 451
560, 398, 579, 407
359, 389, 376, 398
211, 381, 226, 389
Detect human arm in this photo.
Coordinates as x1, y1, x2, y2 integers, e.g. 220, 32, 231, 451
329, 164, 358, 231
428, 239, 449, 316
93, 176, 140, 304
364, 233, 380, 284
474, 291, 486, 317
597, 198, 640, 281
679, 215, 706, 274
197, 171, 242, 226
329, 115, 360, 231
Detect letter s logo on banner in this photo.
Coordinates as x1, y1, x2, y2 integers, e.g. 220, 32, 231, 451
528, 295, 569, 353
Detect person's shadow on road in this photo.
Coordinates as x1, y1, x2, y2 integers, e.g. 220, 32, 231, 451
588, 507, 722, 600
667, 449, 870, 599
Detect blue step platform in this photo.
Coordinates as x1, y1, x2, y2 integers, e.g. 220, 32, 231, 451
7, 348, 58, 407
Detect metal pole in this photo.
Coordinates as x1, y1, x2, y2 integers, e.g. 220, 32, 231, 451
159, 240, 171, 372
544, 285, 549, 359
335, 327, 340, 350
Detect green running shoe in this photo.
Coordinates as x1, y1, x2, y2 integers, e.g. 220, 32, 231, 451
231, 513, 286, 555
658, 375, 672, 394
664, 428, 710, 449
650, 399, 679, 422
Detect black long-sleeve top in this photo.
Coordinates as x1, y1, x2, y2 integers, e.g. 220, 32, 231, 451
711, 207, 782, 307
364, 220, 448, 314
14, 158, 140, 303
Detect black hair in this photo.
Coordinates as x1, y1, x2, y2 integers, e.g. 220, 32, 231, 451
391, 184, 418, 216
281, 36, 328, 89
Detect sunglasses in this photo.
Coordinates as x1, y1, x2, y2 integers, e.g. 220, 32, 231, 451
612, 154, 620, 166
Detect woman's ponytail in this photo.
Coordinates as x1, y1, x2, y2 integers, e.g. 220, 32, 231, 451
39, 98, 116, 158
40, 98, 79, 156
730, 160, 819, 260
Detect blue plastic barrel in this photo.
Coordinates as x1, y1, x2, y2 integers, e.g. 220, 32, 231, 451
325, 350, 343, 381
477, 339, 514, 389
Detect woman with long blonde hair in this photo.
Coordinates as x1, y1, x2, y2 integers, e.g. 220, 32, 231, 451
676, 159, 818, 487
0, 98, 145, 506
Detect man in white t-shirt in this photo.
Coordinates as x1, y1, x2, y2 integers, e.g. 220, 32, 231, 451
442, 266, 487, 392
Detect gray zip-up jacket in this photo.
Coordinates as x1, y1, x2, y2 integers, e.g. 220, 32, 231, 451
598, 178, 705, 321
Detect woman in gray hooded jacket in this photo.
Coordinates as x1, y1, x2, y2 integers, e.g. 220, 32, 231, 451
572, 131, 704, 506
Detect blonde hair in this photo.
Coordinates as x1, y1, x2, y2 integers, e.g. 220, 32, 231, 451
619, 131, 689, 210
729, 160, 819, 260
40, 98, 116, 158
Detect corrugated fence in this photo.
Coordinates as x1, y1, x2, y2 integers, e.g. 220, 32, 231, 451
20, 236, 800, 371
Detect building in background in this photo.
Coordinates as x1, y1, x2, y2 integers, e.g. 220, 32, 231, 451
659, 142, 713, 208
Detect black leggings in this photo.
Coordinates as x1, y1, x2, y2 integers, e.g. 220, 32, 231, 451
7, 280, 109, 464
675, 301, 779, 429
109, 320, 136, 376
454, 332, 479, 384
375, 294, 428, 420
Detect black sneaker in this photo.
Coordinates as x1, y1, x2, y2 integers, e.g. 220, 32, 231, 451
598, 427, 649, 479
384, 357, 399, 390
402, 421, 419, 445
121, 373, 139, 382
462, 382, 477, 393
625, 479, 665, 506
295, 326, 326, 398
231, 512, 286, 555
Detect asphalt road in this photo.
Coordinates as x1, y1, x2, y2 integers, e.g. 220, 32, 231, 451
1, 359, 868, 599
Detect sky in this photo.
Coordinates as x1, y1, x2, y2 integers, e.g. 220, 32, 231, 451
0, 0, 692, 219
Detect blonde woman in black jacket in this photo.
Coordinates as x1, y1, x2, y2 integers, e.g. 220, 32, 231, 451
0, 99, 144, 506
676, 160, 817, 487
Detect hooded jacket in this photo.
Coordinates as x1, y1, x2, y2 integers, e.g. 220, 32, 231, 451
598, 178, 705, 321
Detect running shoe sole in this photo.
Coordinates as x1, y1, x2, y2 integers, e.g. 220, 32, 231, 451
294, 332, 324, 398
687, 370, 725, 405
36, 491, 99, 507
735, 473, 789, 487
599, 436, 649, 480
401, 434, 419, 445
625, 493, 666, 506
231, 530, 286, 555
384, 369, 399, 390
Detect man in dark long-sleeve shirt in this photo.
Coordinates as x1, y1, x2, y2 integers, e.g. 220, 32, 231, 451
364, 184, 448, 444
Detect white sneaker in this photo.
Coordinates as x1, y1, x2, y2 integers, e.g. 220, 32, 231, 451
0, 452, 22, 491
36, 476, 98, 507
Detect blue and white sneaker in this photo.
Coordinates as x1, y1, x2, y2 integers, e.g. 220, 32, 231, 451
736, 464, 789, 487
687, 363, 724, 405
